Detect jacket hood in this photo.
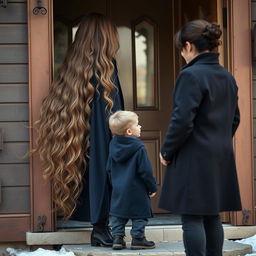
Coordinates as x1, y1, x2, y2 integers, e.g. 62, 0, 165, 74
109, 136, 143, 162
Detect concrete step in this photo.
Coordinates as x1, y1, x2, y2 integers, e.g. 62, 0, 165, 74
26, 225, 256, 245
63, 240, 252, 256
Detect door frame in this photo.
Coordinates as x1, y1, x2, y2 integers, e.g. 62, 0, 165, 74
228, 0, 254, 225
28, 0, 54, 232
27, 0, 254, 233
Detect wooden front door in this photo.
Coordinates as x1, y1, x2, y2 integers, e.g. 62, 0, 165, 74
54, 0, 174, 214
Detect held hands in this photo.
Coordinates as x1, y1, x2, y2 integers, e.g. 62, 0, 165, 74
159, 153, 170, 166
149, 192, 156, 198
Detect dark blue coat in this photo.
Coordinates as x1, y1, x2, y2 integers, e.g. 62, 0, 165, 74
107, 136, 157, 219
159, 52, 242, 215
72, 61, 124, 224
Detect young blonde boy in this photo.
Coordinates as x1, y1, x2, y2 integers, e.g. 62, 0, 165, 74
107, 110, 157, 250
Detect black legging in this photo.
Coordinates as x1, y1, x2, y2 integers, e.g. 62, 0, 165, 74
182, 215, 224, 256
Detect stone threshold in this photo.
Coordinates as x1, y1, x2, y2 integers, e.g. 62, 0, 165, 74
62, 240, 252, 256
26, 225, 256, 245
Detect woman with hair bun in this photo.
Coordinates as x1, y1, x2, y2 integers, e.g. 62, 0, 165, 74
35, 13, 124, 247
159, 20, 241, 256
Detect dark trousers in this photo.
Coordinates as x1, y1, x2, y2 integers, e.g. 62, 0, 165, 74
111, 216, 148, 238
182, 214, 224, 256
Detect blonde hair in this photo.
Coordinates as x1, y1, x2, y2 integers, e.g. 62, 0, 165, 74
35, 13, 120, 220
109, 111, 138, 135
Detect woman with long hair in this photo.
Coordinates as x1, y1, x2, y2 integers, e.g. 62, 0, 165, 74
159, 20, 241, 256
36, 13, 124, 247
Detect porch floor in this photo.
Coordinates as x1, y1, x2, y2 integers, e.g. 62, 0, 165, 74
57, 215, 182, 229
62, 240, 252, 256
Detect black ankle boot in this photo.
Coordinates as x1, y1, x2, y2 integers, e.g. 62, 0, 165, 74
131, 237, 155, 250
91, 224, 113, 247
112, 236, 126, 250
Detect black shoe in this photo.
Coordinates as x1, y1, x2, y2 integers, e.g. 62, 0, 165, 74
131, 237, 155, 250
90, 225, 113, 247
112, 236, 126, 250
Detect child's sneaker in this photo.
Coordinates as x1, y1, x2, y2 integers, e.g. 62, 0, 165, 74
131, 237, 155, 249
112, 236, 126, 250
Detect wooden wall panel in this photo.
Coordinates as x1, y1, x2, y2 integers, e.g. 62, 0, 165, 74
0, 187, 30, 213
0, 65, 28, 83
0, 122, 29, 141
0, 3, 27, 23
0, 104, 28, 121
8, 0, 26, 2
0, 215, 30, 242
1, 164, 29, 186
0, 143, 28, 163
0, 25, 28, 44
0, 85, 28, 102
0, 45, 28, 63
0, 0, 30, 241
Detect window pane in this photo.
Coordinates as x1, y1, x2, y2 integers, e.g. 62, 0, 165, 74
135, 21, 155, 107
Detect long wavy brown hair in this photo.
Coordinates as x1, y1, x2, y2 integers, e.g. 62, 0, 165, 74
35, 13, 120, 220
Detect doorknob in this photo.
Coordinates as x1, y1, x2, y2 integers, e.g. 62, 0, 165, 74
0, 128, 3, 151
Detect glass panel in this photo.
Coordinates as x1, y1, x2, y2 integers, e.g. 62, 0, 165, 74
54, 21, 69, 74
135, 20, 155, 107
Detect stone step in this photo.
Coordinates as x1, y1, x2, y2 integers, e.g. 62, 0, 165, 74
63, 240, 252, 256
26, 225, 256, 245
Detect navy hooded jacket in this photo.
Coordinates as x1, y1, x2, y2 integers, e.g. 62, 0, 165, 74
107, 136, 157, 219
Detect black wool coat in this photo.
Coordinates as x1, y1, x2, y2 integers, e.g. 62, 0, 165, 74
159, 52, 242, 215
107, 136, 157, 219
72, 61, 124, 224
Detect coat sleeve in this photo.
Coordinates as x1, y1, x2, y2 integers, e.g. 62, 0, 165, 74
137, 147, 158, 194
161, 71, 203, 161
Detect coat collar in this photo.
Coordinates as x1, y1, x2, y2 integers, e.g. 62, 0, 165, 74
182, 52, 220, 70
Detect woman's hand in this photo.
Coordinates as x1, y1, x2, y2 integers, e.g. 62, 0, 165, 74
149, 192, 156, 198
159, 153, 170, 166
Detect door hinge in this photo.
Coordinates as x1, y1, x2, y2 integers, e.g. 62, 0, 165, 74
37, 215, 47, 232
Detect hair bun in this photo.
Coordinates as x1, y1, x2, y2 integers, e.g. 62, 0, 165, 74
202, 22, 222, 48
203, 23, 222, 39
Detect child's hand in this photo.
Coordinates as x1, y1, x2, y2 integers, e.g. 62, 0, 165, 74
149, 192, 156, 198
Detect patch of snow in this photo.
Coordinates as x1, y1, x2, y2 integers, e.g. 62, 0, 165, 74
6, 247, 75, 256
236, 234, 256, 256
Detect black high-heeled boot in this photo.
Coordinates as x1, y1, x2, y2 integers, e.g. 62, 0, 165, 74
91, 222, 113, 247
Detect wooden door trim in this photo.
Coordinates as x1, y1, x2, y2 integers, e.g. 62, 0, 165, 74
27, 0, 54, 232
228, 0, 255, 225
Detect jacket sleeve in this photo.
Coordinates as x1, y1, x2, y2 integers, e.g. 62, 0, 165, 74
137, 147, 158, 194
161, 71, 203, 161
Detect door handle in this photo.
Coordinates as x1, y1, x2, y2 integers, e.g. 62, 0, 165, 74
0, 128, 3, 151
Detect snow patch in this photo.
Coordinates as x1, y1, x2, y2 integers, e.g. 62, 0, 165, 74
236, 234, 256, 255
6, 247, 75, 256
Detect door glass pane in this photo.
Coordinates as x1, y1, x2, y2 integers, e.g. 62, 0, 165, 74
134, 20, 155, 107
